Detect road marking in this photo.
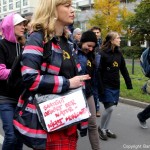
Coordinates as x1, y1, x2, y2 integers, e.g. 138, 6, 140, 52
0, 134, 4, 144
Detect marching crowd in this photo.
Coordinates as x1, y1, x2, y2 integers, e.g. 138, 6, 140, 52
0, 0, 149, 150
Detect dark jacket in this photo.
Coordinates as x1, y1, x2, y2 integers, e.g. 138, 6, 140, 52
0, 39, 22, 103
13, 31, 82, 146
78, 50, 94, 98
20, 31, 81, 96
99, 47, 132, 90
0, 12, 23, 103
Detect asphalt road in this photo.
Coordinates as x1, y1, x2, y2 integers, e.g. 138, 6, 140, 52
0, 102, 150, 150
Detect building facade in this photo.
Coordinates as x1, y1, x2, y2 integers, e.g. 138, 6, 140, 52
73, 0, 141, 30
0, 0, 141, 29
0, 0, 39, 20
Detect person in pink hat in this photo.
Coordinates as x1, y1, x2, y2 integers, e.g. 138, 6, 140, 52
0, 13, 26, 150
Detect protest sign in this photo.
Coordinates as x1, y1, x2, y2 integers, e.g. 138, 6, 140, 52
36, 88, 91, 132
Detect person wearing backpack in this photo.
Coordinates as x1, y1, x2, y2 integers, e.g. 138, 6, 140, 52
137, 80, 150, 129
140, 47, 150, 78
137, 104, 150, 129
0, 13, 26, 150
13, 0, 91, 150
140, 47, 150, 94
137, 47, 150, 129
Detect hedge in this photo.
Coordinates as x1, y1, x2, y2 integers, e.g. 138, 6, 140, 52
121, 46, 145, 59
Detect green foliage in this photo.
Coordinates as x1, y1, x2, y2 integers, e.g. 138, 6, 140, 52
120, 64, 149, 103
120, 0, 137, 2
120, 36, 128, 47
125, 0, 150, 45
88, 0, 133, 38
134, 0, 150, 33
88, 14, 106, 36
121, 46, 143, 58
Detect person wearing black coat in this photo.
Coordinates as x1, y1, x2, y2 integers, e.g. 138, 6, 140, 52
98, 31, 133, 141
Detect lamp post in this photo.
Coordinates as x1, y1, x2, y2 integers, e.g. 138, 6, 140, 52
127, 25, 134, 74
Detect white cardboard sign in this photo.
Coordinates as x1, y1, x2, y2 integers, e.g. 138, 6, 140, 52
38, 89, 91, 132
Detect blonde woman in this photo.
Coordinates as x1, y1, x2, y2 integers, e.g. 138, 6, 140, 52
13, 0, 90, 150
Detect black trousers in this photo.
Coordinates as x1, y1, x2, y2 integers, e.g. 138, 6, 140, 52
138, 105, 150, 122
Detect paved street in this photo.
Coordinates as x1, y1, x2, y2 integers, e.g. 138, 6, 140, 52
0, 102, 150, 150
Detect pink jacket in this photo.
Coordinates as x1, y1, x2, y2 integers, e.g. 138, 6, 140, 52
0, 13, 16, 80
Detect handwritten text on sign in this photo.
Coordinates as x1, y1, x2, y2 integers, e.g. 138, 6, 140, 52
39, 89, 91, 132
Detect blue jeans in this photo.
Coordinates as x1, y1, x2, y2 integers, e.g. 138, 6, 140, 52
0, 103, 23, 150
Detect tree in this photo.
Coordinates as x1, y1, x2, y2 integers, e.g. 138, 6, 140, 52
125, 0, 150, 46
88, 0, 133, 37
120, 0, 136, 2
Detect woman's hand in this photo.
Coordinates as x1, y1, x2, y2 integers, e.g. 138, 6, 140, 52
69, 74, 91, 89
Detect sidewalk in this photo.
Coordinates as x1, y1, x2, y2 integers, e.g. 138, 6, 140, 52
119, 97, 149, 108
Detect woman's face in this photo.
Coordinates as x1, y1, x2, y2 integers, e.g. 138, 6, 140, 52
111, 34, 121, 47
81, 42, 96, 54
56, 2, 75, 26
14, 22, 25, 38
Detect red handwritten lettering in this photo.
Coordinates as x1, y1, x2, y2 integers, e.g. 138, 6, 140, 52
54, 107, 73, 118
59, 107, 73, 116
43, 97, 65, 111
65, 108, 87, 122
44, 105, 62, 117
47, 118, 64, 131
55, 113, 60, 117
65, 99, 76, 107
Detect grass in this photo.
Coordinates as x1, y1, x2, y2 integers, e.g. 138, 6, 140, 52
120, 63, 150, 103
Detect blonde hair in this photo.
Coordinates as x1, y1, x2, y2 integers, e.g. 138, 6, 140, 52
31, 0, 71, 42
